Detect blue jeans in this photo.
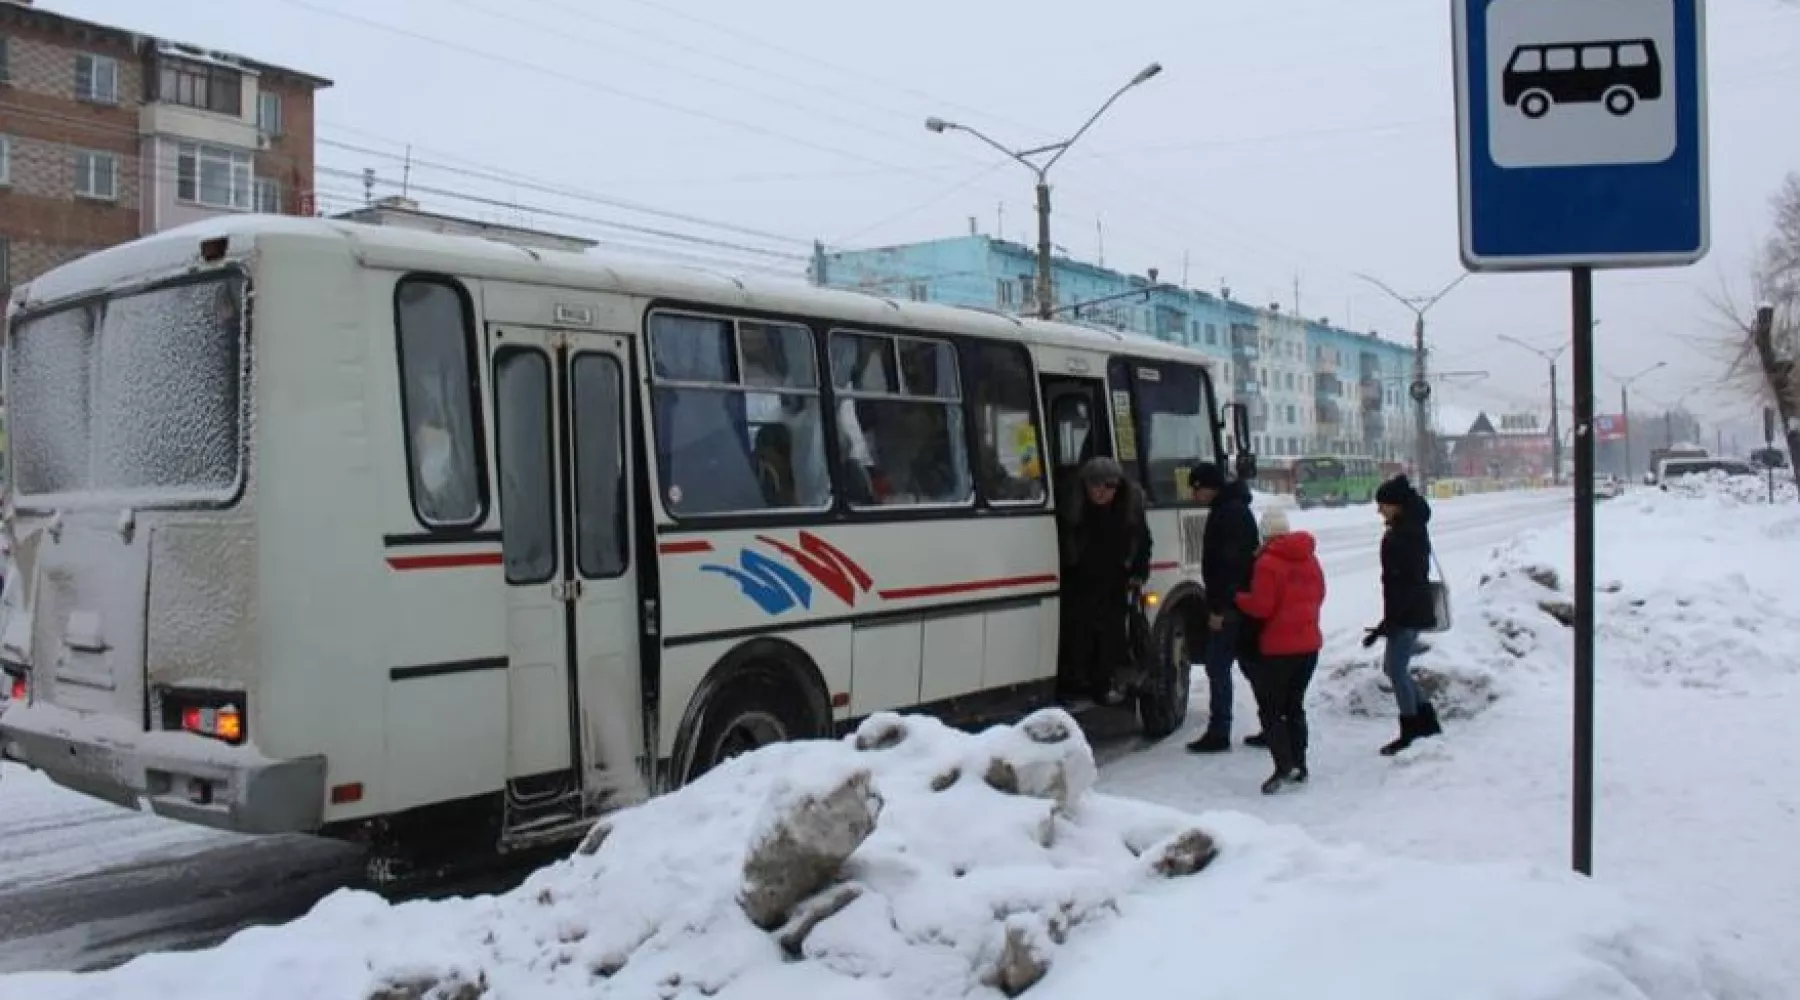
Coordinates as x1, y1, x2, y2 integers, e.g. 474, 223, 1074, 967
1383, 627, 1425, 716
1204, 614, 1241, 734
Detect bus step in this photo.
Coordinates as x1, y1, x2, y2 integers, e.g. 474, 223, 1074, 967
499, 813, 597, 854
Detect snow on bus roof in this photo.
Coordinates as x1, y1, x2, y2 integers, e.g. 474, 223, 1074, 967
14, 216, 1210, 367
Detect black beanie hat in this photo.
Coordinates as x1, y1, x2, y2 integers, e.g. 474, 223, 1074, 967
1188, 462, 1226, 491
1375, 475, 1415, 506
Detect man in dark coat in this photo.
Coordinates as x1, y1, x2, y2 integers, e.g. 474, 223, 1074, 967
1185, 462, 1260, 753
1362, 474, 1444, 755
1063, 457, 1153, 706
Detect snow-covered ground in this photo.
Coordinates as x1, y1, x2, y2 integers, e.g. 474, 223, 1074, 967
8, 485, 1797, 997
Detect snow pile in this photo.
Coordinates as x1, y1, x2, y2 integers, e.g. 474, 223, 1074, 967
1658, 470, 1796, 506
1311, 547, 1566, 721
0, 710, 1754, 1000
1315, 476, 1800, 718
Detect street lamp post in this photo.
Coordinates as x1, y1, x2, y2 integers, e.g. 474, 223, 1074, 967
1499, 334, 1571, 485
926, 63, 1162, 320
1354, 271, 1470, 491
1611, 361, 1666, 482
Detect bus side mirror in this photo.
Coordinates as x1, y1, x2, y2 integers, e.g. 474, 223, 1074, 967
1222, 402, 1257, 481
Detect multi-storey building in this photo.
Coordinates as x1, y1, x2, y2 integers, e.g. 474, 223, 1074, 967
819, 234, 1419, 464
0, 0, 331, 295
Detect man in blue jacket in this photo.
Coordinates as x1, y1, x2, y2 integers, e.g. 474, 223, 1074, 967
1186, 463, 1261, 753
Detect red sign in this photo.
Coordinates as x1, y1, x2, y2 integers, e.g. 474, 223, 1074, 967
1594, 414, 1627, 442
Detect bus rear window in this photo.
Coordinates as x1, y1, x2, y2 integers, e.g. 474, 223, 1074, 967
8, 274, 245, 503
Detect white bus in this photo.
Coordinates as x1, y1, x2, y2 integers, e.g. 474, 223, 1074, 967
0, 216, 1253, 875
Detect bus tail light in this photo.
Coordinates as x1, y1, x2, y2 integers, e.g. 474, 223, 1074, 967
7, 674, 25, 702
165, 692, 247, 746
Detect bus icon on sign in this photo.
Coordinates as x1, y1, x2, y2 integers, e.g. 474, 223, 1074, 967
1503, 39, 1663, 119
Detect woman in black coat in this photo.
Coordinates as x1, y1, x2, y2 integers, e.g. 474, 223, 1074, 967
1362, 475, 1443, 755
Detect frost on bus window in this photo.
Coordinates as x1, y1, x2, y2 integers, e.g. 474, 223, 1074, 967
495, 349, 557, 585
8, 304, 97, 497
9, 275, 244, 501
649, 313, 830, 516
396, 278, 483, 527
830, 330, 972, 508
91, 279, 243, 493
571, 353, 626, 579
1128, 360, 1217, 507
962, 342, 1045, 505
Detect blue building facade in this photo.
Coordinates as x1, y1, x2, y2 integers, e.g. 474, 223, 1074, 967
818, 235, 1418, 465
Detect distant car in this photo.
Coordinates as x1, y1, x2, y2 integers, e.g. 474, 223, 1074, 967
1656, 457, 1757, 489
1594, 475, 1625, 499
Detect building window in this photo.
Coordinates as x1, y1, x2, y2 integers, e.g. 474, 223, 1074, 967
907, 281, 927, 301
254, 177, 282, 213
75, 54, 119, 104
997, 278, 1015, 308
1, 36, 11, 84
160, 58, 242, 116
73, 150, 118, 200
257, 90, 283, 135
0, 236, 10, 289
394, 276, 487, 528
1206, 323, 1218, 346
177, 143, 253, 210
0, 134, 10, 186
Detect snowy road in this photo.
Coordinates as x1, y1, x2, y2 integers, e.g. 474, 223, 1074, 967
0, 488, 1570, 975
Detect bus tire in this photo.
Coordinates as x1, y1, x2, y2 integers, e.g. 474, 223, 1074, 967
1137, 600, 1197, 740
678, 646, 828, 786
1520, 90, 1551, 119
1603, 86, 1636, 116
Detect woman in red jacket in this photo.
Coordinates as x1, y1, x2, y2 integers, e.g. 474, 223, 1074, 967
1235, 509, 1327, 794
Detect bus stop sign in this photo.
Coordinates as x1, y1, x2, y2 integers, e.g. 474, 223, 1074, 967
1452, 0, 1710, 272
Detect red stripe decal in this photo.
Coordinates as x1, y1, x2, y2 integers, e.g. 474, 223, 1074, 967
659, 539, 715, 555
878, 573, 1060, 602
387, 551, 504, 571
1150, 561, 1179, 572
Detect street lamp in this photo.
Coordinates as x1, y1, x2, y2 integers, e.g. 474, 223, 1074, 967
925, 62, 1163, 319
1499, 334, 1571, 484
1607, 361, 1666, 482
1353, 271, 1470, 490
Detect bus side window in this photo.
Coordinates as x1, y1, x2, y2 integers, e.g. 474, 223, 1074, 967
648, 312, 830, 517
830, 330, 972, 508
394, 276, 486, 528
960, 341, 1045, 506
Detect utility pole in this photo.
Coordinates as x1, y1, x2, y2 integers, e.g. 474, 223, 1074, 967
1609, 361, 1664, 483
811, 240, 828, 287
1356, 271, 1470, 490
1499, 335, 1571, 484
926, 62, 1162, 319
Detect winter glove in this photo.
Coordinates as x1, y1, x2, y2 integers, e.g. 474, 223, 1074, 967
1361, 626, 1385, 649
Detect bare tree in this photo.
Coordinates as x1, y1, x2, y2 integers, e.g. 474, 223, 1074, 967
1722, 173, 1800, 489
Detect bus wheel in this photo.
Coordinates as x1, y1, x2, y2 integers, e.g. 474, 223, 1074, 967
683, 661, 818, 785
1520, 91, 1551, 119
1137, 605, 1194, 740
1603, 87, 1636, 116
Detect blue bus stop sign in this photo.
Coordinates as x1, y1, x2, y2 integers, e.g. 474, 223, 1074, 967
1453, 0, 1709, 272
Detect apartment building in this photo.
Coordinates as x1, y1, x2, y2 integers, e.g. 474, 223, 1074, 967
818, 234, 1419, 465
0, 0, 331, 295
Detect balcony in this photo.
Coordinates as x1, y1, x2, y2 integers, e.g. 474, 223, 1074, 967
1315, 372, 1344, 398
1317, 400, 1344, 430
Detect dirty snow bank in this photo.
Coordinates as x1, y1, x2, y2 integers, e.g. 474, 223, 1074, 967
1, 711, 1753, 1000
1314, 477, 1800, 718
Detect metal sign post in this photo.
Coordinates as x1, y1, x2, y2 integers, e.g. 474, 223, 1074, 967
1453, 0, 1710, 878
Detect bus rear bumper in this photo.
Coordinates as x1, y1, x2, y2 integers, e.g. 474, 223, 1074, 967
0, 702, 327, 836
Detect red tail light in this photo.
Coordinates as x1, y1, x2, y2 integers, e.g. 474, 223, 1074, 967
175, 702, 245, 745
8, 675, 25, 702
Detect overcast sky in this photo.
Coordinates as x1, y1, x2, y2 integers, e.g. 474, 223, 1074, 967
52, 0, 1800, 446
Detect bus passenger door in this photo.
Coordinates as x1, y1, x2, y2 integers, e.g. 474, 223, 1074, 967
1038, 375, 1115, 696
491, 327, 585, 839
563, 340, 645, 811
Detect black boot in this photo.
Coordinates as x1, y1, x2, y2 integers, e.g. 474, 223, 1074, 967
1416, 701, 1443, 738
1186, 730, 1232, 753
1260, 768, 1297, 795
1380, 715, 1419, 756
1244, 732, 1268, 747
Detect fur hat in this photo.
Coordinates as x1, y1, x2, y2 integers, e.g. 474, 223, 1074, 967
1259, 508, 1292, 538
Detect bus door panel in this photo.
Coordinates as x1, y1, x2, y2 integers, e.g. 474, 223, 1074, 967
491, 328, 581, 788
565, 340, 648, 807
1037, 375, 1115, 692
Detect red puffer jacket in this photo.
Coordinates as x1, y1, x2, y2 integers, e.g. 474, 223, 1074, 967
1235, 532, 1327, 656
